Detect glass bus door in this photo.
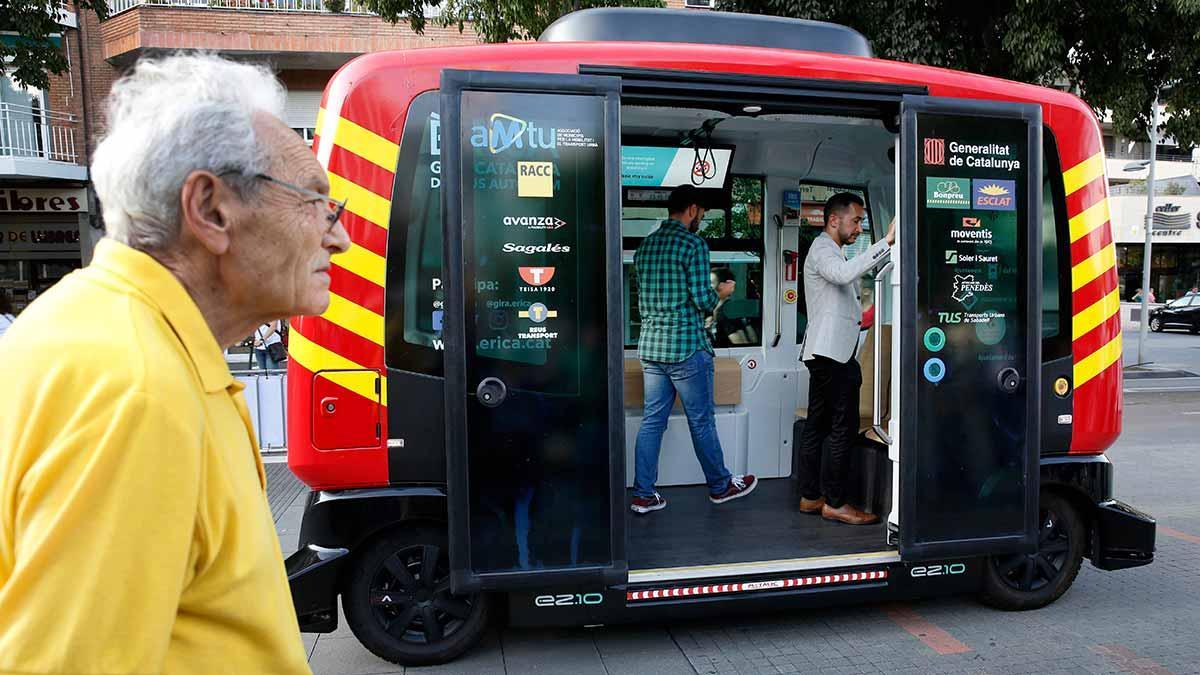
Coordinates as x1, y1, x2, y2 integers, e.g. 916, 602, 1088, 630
440, 71, 626, 592
898, 96, 1043, 560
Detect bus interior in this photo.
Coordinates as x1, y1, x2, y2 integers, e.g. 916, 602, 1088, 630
618, 102, 902, 575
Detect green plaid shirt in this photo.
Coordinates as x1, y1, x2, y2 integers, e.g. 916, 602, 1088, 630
634, 219, 718, 363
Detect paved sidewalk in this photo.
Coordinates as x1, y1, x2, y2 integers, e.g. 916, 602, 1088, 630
270, 389, 1200, 675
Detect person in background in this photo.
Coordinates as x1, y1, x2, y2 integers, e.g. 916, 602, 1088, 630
0, 293, 14, 340
707, 267, 738, 347
630, 185, 756, 515
0, 54, 350, 674
254, 319, 284, 369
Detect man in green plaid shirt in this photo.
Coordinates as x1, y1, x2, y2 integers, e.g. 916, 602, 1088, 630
630, 185, 757, 515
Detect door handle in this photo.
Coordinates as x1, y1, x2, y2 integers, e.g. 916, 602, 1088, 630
475, 377, 508, 408
872, 261, 894, 445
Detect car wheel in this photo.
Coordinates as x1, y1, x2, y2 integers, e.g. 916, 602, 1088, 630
343, 528, 490, 666
1149, 316, 1163, 332
978, 491, 1085, 611
1190, 322, 1199, 335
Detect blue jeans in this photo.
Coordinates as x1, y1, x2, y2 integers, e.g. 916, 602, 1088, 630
634, 350, 732, 498
255, 349, 278, 370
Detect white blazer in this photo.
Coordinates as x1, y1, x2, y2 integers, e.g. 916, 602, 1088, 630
800, 232, 892, 364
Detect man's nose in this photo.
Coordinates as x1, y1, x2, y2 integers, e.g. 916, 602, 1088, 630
327, 220, 352, 254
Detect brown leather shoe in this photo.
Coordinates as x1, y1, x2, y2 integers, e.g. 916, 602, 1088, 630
799, 496, 826, 514
821, 503, 881, 525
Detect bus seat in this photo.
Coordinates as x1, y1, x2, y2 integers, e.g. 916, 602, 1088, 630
624, 357, 742, 409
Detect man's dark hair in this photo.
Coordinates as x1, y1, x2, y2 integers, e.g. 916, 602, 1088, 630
824, 192, 865, 227
667, 184, 705, 215
711, 267, 736, 284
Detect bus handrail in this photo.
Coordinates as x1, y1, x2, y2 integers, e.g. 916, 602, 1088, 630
872, 261, 893, 446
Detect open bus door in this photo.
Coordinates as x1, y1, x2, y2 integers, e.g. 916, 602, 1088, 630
897, 96, 1043, 561
440, 71, 627, 593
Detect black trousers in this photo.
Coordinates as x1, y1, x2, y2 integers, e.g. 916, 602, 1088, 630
798, 355, 863, 508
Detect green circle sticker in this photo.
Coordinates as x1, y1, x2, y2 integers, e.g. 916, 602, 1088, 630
923, 327, 946, 352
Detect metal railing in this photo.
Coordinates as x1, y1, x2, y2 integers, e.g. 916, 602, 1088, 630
109, 0, 377, 15
0, 103, 79, 164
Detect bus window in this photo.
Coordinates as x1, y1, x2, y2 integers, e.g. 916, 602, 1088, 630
795, 184, 873, 343
1041, 130, 1070, 354
385, 91, 444, 376
622, 175, 764, 349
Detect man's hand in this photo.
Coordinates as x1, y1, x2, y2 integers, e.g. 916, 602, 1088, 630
885, 216, 897, 245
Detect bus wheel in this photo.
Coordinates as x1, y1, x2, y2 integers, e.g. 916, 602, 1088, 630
343, 528, 489, 666
979, 492, 1084, 611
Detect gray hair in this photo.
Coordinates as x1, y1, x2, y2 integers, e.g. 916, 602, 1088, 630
91, 53, 287, 251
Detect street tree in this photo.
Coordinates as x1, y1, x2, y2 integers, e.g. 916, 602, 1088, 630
1, 0, 107, 90
361, 0, 663, 44
717, 0, 1200, 149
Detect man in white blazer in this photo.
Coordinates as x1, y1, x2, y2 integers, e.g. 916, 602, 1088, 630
798, 193, 895, 525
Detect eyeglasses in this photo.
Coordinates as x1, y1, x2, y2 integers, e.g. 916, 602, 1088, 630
220, 171, 347, 232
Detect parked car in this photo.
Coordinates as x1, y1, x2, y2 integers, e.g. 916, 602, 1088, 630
1149, 293, 1200, 333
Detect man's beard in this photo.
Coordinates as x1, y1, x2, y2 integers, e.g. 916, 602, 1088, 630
688, 217, 701, 233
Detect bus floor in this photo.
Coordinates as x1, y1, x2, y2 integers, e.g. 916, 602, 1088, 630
627, 478, 889, 572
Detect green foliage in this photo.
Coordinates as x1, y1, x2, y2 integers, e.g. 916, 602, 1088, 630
365, 0, 663, 43
1, 0, 107, 90
718, 0, 1200, 149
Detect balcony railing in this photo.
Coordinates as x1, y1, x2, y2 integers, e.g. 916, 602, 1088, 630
0, 103, 79, 164
109, 0, 377, 15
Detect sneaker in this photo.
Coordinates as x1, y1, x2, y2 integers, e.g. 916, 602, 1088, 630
631, 493, 667, 514
710, 474, 757, 504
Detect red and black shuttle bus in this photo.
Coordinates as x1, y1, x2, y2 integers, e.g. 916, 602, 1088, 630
284, 8, 1156, 666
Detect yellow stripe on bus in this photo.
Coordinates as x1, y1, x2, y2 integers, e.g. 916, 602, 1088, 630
1062, 152, 1105, 196
1074, 334, 1122, 388
288, 330, 388, 406
332, 242, 386, 288
1072, 289, 1121, 341
1068, 197, 1110, 243
329, 172, 392, 229
1071, 244, 1116, 292
318, 107, 400, 171
323, 292, 384, 346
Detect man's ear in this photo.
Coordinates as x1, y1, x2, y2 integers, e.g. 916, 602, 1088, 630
179, 170, 235, 256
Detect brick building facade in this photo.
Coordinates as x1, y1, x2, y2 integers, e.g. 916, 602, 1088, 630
0, 0, 703, 311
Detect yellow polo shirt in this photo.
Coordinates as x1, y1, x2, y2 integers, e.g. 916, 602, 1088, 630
0, 240, 310, 674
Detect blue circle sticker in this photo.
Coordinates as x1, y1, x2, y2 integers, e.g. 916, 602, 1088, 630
923, 327, 946, 352
923, 358, 946, 383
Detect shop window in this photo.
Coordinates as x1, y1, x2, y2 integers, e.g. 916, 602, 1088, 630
622, 175, 764, 349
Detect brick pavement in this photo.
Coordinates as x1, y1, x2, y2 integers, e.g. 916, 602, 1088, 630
271, 389, 1200, 675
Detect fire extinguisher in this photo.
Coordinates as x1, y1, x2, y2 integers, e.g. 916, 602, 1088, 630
782, 249, 798, 282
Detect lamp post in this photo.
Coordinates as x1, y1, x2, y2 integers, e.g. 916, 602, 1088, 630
1126, 89, 1161, 366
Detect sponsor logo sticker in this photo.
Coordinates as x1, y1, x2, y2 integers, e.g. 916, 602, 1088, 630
503, 215, 567, 230
925, 177, 970, 209
961, 217, 981, 228
517, 161, 555, 198
518, 266, 556, 286
519, 303, 557, 323
924, 138, 945, 165
502, 242, 571, 254
972, 179, 1016, 211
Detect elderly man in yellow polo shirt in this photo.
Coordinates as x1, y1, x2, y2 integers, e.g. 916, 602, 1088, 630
0, 55, 350, 673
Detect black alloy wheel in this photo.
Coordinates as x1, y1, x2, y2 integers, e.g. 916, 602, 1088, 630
979, 492, 1084, 611
344, 529, 489, 666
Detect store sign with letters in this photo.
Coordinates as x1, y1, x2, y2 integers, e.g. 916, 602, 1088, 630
0, 188, 87, 214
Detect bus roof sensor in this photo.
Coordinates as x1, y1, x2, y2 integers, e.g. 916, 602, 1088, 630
539, 8, 873, 58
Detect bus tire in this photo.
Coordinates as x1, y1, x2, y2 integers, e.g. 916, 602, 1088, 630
978, 491, 1084, 611
342, 527, 489, 666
